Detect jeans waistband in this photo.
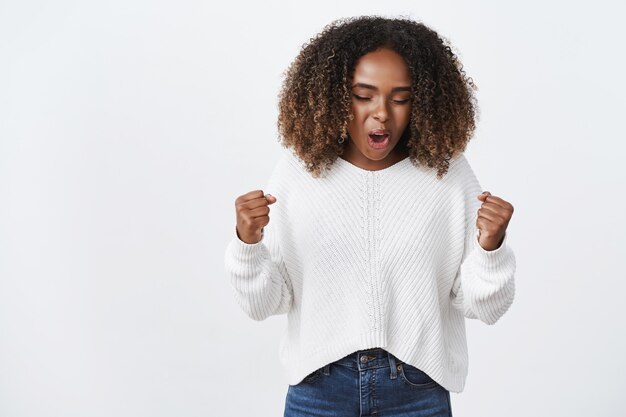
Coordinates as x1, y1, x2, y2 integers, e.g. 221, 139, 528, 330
333, 347, 406, 371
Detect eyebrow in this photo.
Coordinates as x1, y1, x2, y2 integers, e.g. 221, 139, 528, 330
351, 83, 412, 92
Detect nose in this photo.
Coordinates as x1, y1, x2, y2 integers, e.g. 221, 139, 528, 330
373, 100, 389, 123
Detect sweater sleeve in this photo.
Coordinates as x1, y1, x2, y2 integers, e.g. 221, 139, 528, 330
449, 156, 516, 325
223, 154, 294, 321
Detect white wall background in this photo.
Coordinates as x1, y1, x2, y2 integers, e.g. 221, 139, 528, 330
1, 1, 625, 416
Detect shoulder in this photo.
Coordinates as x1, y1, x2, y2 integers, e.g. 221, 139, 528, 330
449, 152, 471, 175
448, 152, 478, 183
266, 147, 294, 175
443, 153, 482, 203
271, 147, 305, 170
265, 147, 305, 190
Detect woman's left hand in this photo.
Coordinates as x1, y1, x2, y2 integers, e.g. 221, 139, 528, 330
476, 191, 514, 251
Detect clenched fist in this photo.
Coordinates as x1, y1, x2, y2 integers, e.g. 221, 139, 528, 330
476, 191, 514, 251
234, 190, 277, 244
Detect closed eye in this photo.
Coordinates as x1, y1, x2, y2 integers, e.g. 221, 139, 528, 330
353, 94, 410, 105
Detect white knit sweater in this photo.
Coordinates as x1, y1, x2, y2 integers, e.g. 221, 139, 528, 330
223, 148, 516, 393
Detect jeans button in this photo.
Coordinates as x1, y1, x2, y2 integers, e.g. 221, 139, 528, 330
360, 355, 368, 363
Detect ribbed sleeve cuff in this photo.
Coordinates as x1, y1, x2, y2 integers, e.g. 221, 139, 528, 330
227, 232, 268, 265
472, 231, 515, 271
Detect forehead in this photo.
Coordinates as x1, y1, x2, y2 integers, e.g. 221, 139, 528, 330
352, 48, 411, 84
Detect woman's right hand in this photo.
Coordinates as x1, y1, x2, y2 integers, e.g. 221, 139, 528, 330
234, 190, 277, 244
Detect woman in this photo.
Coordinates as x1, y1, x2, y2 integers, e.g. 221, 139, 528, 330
224, 15, 516, 417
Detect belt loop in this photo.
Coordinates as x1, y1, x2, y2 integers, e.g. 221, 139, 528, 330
388, 352, 397, 379
322, 364, 330, 375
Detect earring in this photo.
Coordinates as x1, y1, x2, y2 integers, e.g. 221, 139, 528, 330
338, 136, 345, 144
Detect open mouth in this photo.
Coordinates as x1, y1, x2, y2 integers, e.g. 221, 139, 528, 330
368, 133, 390, 143
367, 133, 390, 149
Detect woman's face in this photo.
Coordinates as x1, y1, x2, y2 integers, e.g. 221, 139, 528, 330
344, 47, 413, 170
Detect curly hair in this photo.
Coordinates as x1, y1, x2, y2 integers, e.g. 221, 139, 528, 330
276, 15, 479, 179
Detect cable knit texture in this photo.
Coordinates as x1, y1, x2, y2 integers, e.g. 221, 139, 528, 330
223, 148, 516, 393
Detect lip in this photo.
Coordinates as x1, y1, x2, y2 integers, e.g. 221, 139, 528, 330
367, 134, 391, 150
369, 128, 391, 136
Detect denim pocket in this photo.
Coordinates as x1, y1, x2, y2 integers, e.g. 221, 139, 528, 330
397, 363, 439, 389
302, 368, 323, 384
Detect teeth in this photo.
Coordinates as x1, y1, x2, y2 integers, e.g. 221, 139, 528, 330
370, 133, 388, 143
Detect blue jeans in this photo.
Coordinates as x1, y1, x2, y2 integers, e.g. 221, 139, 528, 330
283, 348, 452, 417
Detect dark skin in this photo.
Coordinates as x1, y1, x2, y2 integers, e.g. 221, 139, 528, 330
476, 191, 514, 251
235, 190, 276, 244
342, 48, 411, 170
235, 48, 514, 251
